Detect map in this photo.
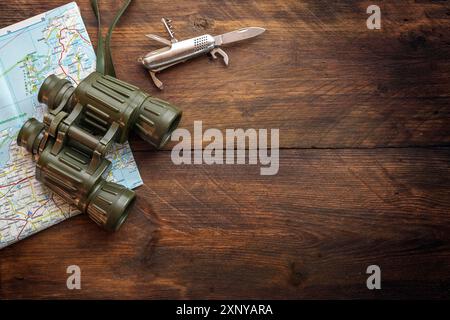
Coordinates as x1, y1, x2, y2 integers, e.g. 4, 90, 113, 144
0, 2, 143, 249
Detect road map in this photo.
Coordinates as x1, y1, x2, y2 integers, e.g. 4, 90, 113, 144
0, 2, 143, 248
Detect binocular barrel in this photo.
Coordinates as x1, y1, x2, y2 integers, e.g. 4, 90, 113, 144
39, 72, 182, 149
17, 118, 136, 231
16, 72, 183, 231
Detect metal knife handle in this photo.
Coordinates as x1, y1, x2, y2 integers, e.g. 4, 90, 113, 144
141, 34, 216, 72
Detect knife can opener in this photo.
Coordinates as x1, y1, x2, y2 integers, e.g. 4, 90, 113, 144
140, 18, 265, 89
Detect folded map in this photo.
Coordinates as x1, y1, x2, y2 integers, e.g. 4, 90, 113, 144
0, 2, 143, 248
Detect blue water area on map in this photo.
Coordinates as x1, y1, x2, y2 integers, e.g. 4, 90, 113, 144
0, 2, 95, 167
111, 166, 143, 189
0, 2, 96, 133
0, 31, 44, 129
0, 127, 19, 168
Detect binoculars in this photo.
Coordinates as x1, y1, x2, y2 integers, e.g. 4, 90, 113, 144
17, 72, 182, 231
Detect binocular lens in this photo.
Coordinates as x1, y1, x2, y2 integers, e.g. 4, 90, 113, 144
134, 96, 182, 149
38, 74, 74, 111
87, 181, 136, 231
17, 118, 45, 154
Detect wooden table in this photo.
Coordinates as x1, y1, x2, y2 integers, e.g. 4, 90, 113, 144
1, 0, 449, 299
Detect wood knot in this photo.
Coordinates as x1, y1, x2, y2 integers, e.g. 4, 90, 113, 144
189, 15, 215, 31
289, 261, 307, 287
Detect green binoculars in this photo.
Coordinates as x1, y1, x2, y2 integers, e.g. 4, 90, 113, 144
17, 72, 182, 231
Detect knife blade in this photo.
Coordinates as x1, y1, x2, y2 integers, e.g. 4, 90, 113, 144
214, 27, 265, 46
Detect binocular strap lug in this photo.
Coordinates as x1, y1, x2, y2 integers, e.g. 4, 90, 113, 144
87, 121, 119, 174
48, 111, 68, 138
51, 104, 83, 155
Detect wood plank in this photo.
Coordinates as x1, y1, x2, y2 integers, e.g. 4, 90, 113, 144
1, 0, 449, 149
1, 0, 450, 300
1, 148, 449, 299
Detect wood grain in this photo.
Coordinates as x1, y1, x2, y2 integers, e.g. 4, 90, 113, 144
1, 148, 450, 299
1, 0, 450, 299
2, 0, 449, 149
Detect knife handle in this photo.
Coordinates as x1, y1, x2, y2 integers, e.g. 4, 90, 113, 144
142, 34, 216, 72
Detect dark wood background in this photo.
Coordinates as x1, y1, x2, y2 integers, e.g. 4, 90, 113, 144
1, 0, 450, 299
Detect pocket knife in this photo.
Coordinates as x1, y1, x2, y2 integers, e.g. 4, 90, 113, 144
140, 18, 265, 89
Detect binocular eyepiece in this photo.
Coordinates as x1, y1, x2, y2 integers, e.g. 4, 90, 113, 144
17, 72, 182, 231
